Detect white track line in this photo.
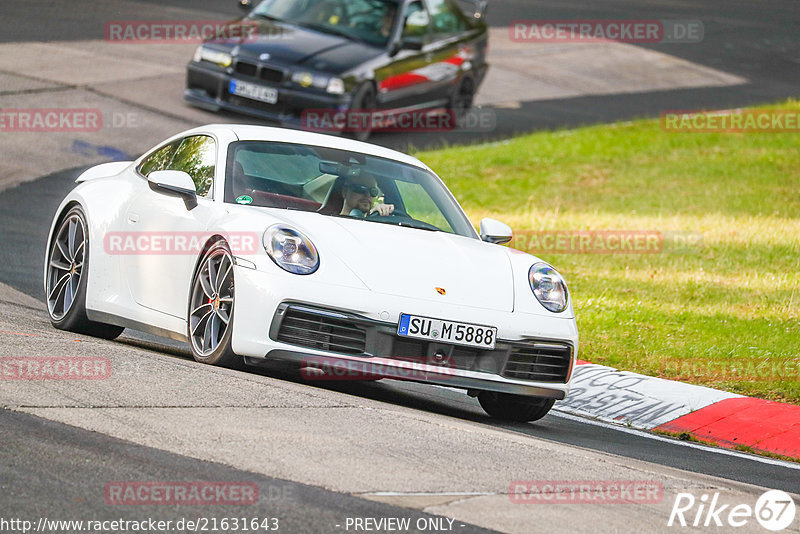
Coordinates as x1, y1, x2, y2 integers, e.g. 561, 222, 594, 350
551, 409, 800, 470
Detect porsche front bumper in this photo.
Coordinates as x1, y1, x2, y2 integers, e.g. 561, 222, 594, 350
231, 265, 578, 399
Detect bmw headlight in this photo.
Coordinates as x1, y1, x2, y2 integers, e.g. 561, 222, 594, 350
263, 225, 319, 275
287, 70, 344, 94
193, 46, 232, 67
326, 77, 345, 95
529, 263, 569, 313
290, 70, 338, 91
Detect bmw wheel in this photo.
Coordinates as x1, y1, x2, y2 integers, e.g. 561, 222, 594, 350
348, 83, 376, 142
448, 75, 475, 122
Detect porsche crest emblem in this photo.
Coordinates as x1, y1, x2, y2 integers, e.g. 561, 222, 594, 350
435, 287, 446, 295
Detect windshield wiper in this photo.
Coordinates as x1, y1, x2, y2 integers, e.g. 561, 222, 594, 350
250, 13, 284, 22
396, 221, 441, 232
325, 213, 442, 232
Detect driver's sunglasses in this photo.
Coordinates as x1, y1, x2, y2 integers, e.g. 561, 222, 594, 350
348, 183, 380, 197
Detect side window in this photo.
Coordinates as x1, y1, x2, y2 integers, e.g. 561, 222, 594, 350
425, 0, 466, 36
138, 141, 179, 177
167, 135, 216, 197
402, 1, 430, 40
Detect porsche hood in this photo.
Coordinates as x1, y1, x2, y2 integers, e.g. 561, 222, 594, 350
275, 212, 515, 312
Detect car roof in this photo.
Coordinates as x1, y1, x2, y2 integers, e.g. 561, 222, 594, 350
180, 124, 431, 171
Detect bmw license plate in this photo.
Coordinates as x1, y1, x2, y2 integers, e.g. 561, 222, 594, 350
229, 79, 278, 104
397, 314, 497, 350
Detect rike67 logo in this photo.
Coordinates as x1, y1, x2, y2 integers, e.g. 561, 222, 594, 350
669, 490, 796, 531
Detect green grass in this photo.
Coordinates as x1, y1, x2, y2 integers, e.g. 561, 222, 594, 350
415, 101, 800, 403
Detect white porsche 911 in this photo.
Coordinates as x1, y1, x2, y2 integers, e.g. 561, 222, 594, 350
44, 125, 578, 421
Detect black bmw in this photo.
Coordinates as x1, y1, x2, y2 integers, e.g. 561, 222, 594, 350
185, 0, 488, 140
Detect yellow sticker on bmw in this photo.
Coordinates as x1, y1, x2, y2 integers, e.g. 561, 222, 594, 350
397, 314, 497, 349
229, 79, 278, 104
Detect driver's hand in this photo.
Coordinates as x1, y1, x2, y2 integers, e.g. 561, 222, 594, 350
371, 203, 395, 216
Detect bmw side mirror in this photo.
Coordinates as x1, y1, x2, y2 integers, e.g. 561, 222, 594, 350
238, 0, 252, 12
400, 38, 424, 51
390, 38, 424, 56
462, 0, 488, 19
147, 170, 198, 209
479, 218, 513, 244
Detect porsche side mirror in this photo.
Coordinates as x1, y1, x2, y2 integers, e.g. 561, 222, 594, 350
238, 0, 253, 12
479, 218, 513, 244
148, 170, 198, 209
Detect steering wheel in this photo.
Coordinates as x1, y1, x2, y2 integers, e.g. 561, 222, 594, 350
367, 208, 408, 219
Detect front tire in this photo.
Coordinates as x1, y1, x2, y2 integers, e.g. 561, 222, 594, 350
45, 206, 124, 340
188, 241, 241, 368
448, 75, 475, 120
477, 391, 555, 422
347, 83, 376, 142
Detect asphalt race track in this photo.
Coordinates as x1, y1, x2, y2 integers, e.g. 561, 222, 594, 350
1, 1, 800, 533
2, 0, 799, 148
2, 409, 496, 534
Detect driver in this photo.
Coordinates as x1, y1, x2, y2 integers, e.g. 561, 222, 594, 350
378, 5, 397, 38
340, 173, 395, 217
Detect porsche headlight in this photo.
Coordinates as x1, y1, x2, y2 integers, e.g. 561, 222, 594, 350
263, 225, 319, 275
529, 263, 568, 313
194, 46, 232, 67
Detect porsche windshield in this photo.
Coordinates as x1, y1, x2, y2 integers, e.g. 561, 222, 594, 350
225, 141, 476, 238
251, 0, 398, 47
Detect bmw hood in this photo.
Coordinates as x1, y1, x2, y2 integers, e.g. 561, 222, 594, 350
272, 211, 515, 312
221, 19, 381, 73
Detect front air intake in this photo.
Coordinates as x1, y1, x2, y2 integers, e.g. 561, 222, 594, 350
276, 306, 367, 355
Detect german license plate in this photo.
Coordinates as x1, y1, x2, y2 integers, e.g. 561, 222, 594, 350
229, 79, 278, 104
397, 313, 497, 349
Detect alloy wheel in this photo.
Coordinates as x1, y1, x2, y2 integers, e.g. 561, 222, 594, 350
189, 248, 235, 357
46, 214, 86, 320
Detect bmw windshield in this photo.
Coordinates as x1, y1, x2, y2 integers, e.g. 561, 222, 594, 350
224, 141, 477, 238
250, 0, 399, 47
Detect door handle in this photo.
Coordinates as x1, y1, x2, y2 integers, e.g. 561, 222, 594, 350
127, 213, 139, 224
